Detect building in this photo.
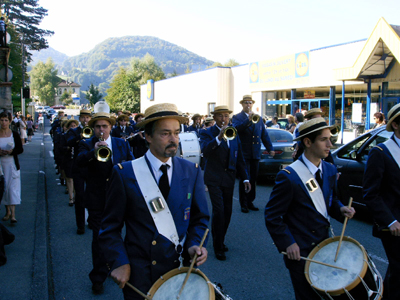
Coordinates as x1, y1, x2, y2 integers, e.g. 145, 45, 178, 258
141, 18, 400, 143
55, 80, 81, 105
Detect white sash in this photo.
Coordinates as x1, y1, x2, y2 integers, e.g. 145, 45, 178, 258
289, 160, 328, 219
131, 157, 181, 248
384, 139, 400, 170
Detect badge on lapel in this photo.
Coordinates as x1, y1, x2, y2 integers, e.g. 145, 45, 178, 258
187, 193, 191, 200
184, 207, 190, 220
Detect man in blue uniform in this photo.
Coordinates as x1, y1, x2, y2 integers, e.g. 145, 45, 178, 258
111, 114, 134, 138
65, 109, 92, 234
232, 95, 274, 213
77, 111, 134, 294
200, 105, 250, 260
99, 103, 209, 300
363, 103, 400, 300
186, 113, 203, 136
265, 118, 355, 300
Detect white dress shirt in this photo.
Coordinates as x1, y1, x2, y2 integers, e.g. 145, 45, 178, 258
146, 150, 173, 185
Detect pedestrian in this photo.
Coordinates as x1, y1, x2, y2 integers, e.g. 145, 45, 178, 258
285, 115, 296, 133
200, 105, 250, 260
0, 112, 23, 224
363, 103, 400, 299
99, 103, 209, 299
19, 115, 27, 145
26, 117, 34, 142
232, 95, 274, 213
76, 110, 134, 295
271, 117, 280, 128
265, 117, 355, 300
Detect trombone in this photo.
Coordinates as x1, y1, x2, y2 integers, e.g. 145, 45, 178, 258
95, 132, 112, 162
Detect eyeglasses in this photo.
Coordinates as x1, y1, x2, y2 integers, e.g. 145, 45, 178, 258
243, 101, 253, 105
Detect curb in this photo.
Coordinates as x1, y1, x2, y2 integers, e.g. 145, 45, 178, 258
31, 126, 54, 300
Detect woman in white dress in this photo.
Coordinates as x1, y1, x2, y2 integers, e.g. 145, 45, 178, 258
0, 112, 23, 223
19, 115, 27, 145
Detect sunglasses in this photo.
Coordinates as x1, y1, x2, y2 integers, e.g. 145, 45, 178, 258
243, 101, 253, 105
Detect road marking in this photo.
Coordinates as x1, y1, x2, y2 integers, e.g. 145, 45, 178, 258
49, 151, 54, 157
41, 143, 44, 146
369, 254, 388, 265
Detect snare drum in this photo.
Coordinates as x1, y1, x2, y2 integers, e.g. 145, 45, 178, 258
176, 132, 201, 165
305, 236, 383, 300
148, 267, 233, 300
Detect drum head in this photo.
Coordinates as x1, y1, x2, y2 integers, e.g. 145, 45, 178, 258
305, 236, 368, 295
149, 267, 215, 300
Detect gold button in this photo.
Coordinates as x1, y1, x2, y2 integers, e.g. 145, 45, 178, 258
152, 261, 156, 265
152, 240, 157, 246
311, 242, 315, 246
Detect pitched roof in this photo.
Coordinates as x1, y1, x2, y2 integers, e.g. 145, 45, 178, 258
58, 80, 81, 87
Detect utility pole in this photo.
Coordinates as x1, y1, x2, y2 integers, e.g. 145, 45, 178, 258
21, 33, 25, 116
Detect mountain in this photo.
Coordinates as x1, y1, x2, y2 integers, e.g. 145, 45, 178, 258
30, 47, 68, 67
30, 36, 214, 95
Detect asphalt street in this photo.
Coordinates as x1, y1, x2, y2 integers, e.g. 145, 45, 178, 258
0, 118, 388, 300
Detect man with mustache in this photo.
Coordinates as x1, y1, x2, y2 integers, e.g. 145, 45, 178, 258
99, 103, 209, 300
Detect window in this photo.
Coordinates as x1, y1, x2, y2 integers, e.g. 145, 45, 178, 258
337, 134, 371, 159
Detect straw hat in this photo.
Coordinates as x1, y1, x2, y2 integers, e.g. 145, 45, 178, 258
293, 117, 336, 141
79, 109, 91, 116
88, 112, 116, 127
204, 117, 214, 124
211, 105, 232, 115
117, 114, 130, 122
305, 108, 323, 119
386, 103, 400, 132
191, 113, 202, 120
66, 119, 79, 128
123, 110, 131, 115
136, 103, 188, 128
60, 117, 69, 128
239, 95, 255, 104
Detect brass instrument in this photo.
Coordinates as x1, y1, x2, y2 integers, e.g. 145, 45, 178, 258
82, 125, 93, 139
95, 132, 112, 162
251, 114, 260, 124
223, 126, 237, 141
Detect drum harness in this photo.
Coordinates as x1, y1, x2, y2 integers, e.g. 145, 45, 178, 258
131, 157, 185, 267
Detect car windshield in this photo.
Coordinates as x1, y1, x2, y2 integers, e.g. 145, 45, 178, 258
267, 129, 293, 143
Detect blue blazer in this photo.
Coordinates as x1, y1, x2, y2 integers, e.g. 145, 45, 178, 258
363, 135, 400, 236
99, 156, 209, 294
186, 124, 203, 137
265, 157, 344, 256
232, 111, 274, 160
111, 125, 134, 138
200, 125, 248, 187
77, 136, 134, 210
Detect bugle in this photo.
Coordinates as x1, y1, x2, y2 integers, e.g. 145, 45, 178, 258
251, 114, 260, 124
95, 132, 112, 162
223, 126, 237, 141
82, 126, 93, 139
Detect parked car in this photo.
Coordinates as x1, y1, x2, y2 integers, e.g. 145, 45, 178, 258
332, 126, 392, 214
35, 106, 44, 113
46, 109, 56, 119
258, 128, 295, 179
51, 105, 66, 109
265, 118, 288, 130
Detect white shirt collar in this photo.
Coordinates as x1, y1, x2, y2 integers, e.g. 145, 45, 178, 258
302, 153, 322, 176
104, 135, 112, 151
394, 134, 400, 147
145, 150, 173, 184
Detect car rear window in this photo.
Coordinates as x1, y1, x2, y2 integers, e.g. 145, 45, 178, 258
267, 130, 293, 143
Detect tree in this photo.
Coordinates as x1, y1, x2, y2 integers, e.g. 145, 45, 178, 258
130, 53, 166, 85
29, 58, 59, 105
224, 59, 239, 67
208, 62, 223, 68
168, 69, 179, 78
85, 83, 103, 106
185, 64, 192, 74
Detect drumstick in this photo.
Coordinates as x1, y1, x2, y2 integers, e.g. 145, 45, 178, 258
281, 252, 347, 271
176, 228, 209, 299
334, 197, 353, 262
125, 282, 152, 300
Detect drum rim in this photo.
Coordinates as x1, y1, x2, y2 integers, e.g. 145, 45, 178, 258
304, 236, 368, 296
148, 267, 215, 300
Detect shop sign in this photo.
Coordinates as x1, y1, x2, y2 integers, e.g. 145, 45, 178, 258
147, 79, 154, 101
304, 90, 315, 99
352, 103, 363, 123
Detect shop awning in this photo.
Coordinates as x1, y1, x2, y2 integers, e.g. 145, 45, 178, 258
334, 18, 400, 81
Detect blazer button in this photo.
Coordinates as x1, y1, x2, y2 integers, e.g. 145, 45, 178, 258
152, 261, 157, 265
311, 242, 315, 246
152, 240, 157, 246
253, 136, 255, 138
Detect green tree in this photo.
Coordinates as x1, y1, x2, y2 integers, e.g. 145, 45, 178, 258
85, 83, 103, 106
29, 58, 59, 105
208, 62, 223, 68
130, 53, 166, 85
168, 69, 179, 78
60, 90, 72, 104
224, 59, 239, 67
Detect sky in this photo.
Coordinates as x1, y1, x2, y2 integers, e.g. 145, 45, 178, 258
37, 0, 400, 65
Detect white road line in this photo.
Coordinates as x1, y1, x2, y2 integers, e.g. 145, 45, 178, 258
369, 254, 388, 265
49, 151, 54, 157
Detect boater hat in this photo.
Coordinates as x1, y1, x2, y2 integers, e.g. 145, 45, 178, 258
239, 95, 255, 104
117, 114, 130, 122
79, 109, 91, 116
66, 119, 79, 128
211, 105, 233, 114
293, 117, 336, 141
386, 103, 400, 132
305, 108, 323, 119
136, 103, 188, 128
88, 112, 116, 128
191, 113, 202, 120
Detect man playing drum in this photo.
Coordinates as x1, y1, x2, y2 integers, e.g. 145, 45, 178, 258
265, 118, 355, 300
99, 103, 209, 300
363, 103, 400, 300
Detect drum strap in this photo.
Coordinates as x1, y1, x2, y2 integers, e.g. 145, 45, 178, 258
289, 160, 328, 219
384, 139, 400, 170
131, 157, 182, 250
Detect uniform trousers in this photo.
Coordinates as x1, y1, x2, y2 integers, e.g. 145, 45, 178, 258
208, 185, 234, 252
87, 209, 109, 284
239, 158, 259, 208
380, 234, 400, 300
72, 172, 85, 230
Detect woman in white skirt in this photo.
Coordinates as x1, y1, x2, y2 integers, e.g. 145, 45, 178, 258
0, 112, 23, 223
19, 115, 27, 145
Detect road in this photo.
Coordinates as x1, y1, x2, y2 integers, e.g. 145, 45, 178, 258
0, 119, 388, 300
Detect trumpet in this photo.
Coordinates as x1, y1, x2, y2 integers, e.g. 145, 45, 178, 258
251, 114, 260, 124
223, 126, 237, 141
95, 132, 112, 162
82, 125, 93, 139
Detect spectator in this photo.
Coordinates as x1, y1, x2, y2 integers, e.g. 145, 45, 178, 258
0, 112, 23, 224
19, 116, 27, 145
285, 115, 296, 134
271, 117, 280, 128
372, 112, 386, 129
38, 114, 44, 130
26, 117, 34, 142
